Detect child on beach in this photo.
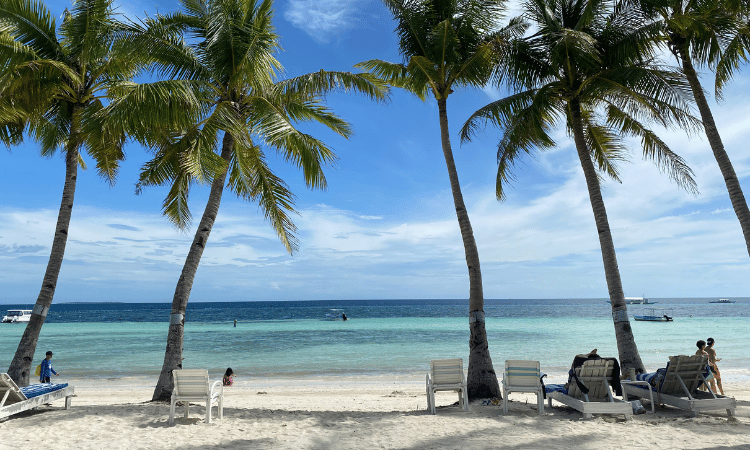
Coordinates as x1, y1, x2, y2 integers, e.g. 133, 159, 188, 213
39, 350, 59, 383
223, 368, 234, 386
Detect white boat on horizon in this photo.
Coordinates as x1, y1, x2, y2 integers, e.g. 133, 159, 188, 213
2, 309, 32, 323
709, 298, 735, 304
606, 297, 656, 305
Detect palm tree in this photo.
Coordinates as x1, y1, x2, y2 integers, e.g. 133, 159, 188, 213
101, 0, 387, 401
461, 0, 700, 372
356, 0, 512, 399
628, 0, 750, 257
0, 0, 132, 386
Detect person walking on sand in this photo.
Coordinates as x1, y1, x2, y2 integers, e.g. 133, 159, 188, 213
39, 351, 59, 383
705, 337, 725, 395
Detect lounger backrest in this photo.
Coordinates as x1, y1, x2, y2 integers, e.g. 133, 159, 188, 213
430, 359, 464, 386
660, 355, 707, 395
505, 360, 541, 388
568, 359, 613, 401
172, 369, 210, 397
0, 373, 27, 407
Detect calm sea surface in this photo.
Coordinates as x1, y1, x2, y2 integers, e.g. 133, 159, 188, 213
1, 298, 748, 383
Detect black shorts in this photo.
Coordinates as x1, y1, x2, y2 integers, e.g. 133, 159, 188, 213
41, 376, 50, 383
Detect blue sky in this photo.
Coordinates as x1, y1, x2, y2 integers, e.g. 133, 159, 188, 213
1, 0, 749, 304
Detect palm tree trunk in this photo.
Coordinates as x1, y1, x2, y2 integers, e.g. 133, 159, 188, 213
152, 132, 234, 401
7, 141, 80, 386
569, 100, 644, 373
437, 98, 499, 399
677, 45, 750, 257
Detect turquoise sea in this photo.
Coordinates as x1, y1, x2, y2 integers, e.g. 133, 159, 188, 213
1, 298, 748, 383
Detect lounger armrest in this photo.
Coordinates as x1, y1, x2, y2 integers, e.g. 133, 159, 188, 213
210, 380, 223, 400
621, 380, 655, 413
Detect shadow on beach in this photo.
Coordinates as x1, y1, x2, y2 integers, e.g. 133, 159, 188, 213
3, 394, 749, 450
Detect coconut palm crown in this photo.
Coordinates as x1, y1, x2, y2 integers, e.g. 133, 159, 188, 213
461, 0, 701, 372
0, 0, 133, 386
98, 0, 388, 400
356, 0, 521, 399
626, 0, 750, 258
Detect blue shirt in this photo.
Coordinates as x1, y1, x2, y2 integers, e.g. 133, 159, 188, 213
39, 358, 57, 381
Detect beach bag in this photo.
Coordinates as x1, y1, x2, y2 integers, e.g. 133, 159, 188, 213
34, 364, 41, 377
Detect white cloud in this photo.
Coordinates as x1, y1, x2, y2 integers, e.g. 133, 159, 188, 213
284, 0, 359, 43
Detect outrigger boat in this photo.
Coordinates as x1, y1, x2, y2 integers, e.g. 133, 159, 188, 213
709, 298, 735, 304
633, 308, 673, 322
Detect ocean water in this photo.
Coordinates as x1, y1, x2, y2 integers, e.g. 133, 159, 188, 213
1, 298, 748, 383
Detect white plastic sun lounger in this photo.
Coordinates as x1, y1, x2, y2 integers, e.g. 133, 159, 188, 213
169, 369, 224, 425
502, 360, 544, 415
0, 373, 75, 419
546, 359, 632, 419
622, 355, 735, 417
426, 358, 469, 414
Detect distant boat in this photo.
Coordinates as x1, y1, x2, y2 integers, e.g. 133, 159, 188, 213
2, 309, 32, 323
634, 308, 673, 322
709, 298, 735, 304
607, 296, 656, 305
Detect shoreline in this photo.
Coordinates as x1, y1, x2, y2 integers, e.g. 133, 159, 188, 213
3, 376, 749, 449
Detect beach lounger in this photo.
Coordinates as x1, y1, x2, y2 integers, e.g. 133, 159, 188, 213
0, 373, 74, 419
169, 369, 224, 425
545, 359, 632, 419
622, 355, 736, 417
426, 358, 468, 414
502, 360, 544, 415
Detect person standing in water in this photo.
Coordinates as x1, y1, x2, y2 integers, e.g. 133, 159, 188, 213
705, 337, 724, 395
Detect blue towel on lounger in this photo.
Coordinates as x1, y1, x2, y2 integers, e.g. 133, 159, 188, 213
19, 383, 68, 399
544, 384, 567, 395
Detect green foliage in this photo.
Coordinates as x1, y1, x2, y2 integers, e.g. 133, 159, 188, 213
115, 0, 388, 252
357, 0, 509, 100
462, 0, 700, 200
631, 0, 750, 98
0, 0, 135, 181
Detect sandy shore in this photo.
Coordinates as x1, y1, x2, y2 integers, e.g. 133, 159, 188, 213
2, 375, 749, 450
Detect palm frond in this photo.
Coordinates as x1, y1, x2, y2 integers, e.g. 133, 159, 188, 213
275, 70, 389, 103
227, 138, 299, 254
80, 99, 125, 183
355, 59, 430, 99
605, 103, 697, 194
0, 0, 60, 59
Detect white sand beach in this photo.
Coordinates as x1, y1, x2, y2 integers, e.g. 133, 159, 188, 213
2, 375, 749, 450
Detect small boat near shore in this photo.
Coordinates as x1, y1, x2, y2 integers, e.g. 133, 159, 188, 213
709, 298, 735, 304
634, 308, 673, 322
2, 309, 32, 323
